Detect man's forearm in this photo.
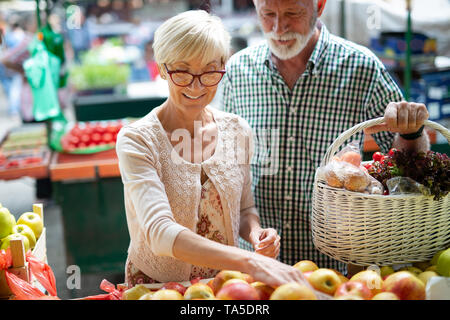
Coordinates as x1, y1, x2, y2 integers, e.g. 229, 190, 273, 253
392, 131, 430, 153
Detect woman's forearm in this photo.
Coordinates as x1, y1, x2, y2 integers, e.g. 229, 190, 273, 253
239, 207, 261, 244
172, 229, 250, 272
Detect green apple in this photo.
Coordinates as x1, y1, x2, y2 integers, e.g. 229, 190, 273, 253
12, 224, 37, 249
380, 266, 395, 278
430, 250, 445, 265
17, 212, 43, 239
0, 207, 15, 239
122, 284, 151, 300
436, 248, 450, 277
0, 233, 30, 253
417, 271, 438, 285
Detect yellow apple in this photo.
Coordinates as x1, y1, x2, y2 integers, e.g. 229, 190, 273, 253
12, 224, 36, 249
334, 295, 364, 300
371, 292, 399, 300
122, 284, 151, 300
417, 271, 438, 286
184, 282, 215, 300
17, 212, 43, 239
211, 270, 247, 294
350, 270, 383, 295
0, 207, 15, 239
308, 268, 342, 295
269, 282, 317, 300
425, 265, 438, 272
0, 233, 30, 253
138, 292, 155, 300
404, 266, 423, 277
293, 260, 319, 273
151, 289, 184, 300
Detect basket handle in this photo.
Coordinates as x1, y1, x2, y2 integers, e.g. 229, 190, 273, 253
321, 117, 450, 166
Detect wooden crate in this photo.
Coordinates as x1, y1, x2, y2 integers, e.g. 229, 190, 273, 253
0, 204, 47, 299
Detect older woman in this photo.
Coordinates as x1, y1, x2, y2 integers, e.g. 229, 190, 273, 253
116, 10, 306, 288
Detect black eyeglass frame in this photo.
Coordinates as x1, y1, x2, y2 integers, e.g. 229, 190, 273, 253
163, 63, 226, 87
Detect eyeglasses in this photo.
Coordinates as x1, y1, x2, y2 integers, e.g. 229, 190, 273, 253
164, 63, 226, 87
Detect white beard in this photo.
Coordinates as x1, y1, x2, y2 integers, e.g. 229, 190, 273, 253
263, 26, 316, 60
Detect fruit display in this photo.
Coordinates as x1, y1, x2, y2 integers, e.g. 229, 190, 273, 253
59, 120, 124, 153
0, 124, 49, 170
0, 203, 44, 253
115, 253, 450, 301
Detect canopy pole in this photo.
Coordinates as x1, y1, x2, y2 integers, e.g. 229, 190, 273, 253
404, 0, 412, 101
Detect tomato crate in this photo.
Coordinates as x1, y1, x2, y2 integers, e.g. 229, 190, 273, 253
0, 204, 47, 299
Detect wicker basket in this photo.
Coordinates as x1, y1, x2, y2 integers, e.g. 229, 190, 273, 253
311, 118, 450, 266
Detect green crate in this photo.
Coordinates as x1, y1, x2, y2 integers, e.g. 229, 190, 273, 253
53, 177, 129, 273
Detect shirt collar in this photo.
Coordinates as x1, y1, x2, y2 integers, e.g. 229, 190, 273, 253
262, 20, 330, 75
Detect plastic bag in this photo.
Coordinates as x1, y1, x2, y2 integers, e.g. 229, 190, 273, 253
26, 251, 57, 297
319, 141, 384, 194
5, 271, 47, 300
0, 248, 12, 270
79, 279, 123, 300
386, 177, 431, 196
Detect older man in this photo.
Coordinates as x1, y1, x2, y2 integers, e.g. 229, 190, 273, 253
220, 0, 429, 274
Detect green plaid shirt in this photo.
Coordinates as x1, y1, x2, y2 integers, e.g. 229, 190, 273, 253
220, 23, 404, 271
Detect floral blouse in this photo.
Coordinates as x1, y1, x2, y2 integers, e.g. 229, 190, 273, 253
125, 177, 227, 286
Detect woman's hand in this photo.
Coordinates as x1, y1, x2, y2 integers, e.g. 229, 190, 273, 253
249, 227, 280, 259
243, 253, 309, 288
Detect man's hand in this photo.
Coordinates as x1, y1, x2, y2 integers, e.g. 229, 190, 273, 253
365, 101, 429, 135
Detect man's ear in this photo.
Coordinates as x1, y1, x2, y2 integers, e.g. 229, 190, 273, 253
317, 0, 327, 17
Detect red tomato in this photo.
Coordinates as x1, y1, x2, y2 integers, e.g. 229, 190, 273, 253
69, 135, 80, 145
81, 134, 91, 144
91, 133, 102, 143
78, 142, 87, 149
372, 152, 383, 162
102, 133, 113, 143
95, 124, 106, 134
388, 148, 397, 157
71, 125, 83, 138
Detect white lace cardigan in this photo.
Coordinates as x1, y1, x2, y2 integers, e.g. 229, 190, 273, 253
116, 106, 257, 282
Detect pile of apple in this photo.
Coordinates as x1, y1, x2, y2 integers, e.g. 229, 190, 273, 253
120, 252, 450, 300
60, 120, 124, 153
0, 203, 44, 254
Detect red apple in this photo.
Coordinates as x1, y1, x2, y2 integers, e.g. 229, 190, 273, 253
216, 282, 260, 300
211, 270, 247, 294
382, 271, 426, 300
160, 281, 187, 295
250, 281, 275, 300
334, 281, 373, 300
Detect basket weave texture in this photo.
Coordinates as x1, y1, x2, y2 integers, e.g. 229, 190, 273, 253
312, 118, 450, 266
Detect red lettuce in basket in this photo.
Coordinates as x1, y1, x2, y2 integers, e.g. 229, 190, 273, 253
368, 149, 450, 200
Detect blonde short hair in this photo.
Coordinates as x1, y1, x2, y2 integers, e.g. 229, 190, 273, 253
153, 10, 231, 67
